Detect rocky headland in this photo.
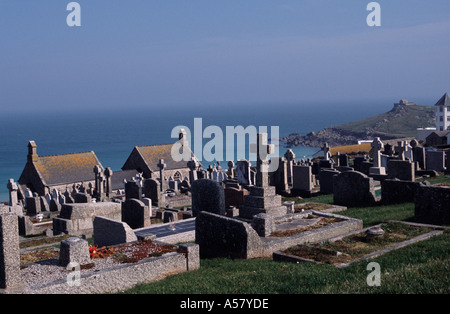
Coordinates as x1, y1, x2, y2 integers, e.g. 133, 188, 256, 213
281, 103, 435, 148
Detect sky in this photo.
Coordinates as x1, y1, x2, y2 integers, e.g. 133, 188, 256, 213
1, 0, 450, 113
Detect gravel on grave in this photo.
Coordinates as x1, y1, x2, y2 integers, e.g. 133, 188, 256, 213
20, 256, 120, 289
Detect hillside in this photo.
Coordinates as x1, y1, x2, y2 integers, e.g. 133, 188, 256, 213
281, 104, 435, 148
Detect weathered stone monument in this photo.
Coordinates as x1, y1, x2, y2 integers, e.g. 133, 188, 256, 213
93, 216, 137, 247
240, 133, 286, 219
59, 237, 91, 267
284, 149, 296, 186
0, 213, 21, 290
121, 198, 151, 229
191, 179, 225, 217
6, 179, 18, 206
369, 137, 386, 175
291, 165, 314, 194
415, 186, 450, 225
387, 159, 415, 181
425, 151, 446, 173
333, 171, 377, 207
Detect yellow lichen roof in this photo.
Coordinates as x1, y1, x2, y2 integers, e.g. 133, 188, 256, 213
34, 151, 102, 186
136, 143, 193, 171
330, 143, 372, 155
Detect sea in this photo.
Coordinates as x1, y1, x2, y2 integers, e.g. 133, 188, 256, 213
0, 101, 393, 202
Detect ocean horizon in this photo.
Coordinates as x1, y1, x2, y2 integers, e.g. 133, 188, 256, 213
0, 100, 398, 202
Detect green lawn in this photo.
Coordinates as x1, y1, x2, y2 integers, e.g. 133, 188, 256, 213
120, 195, 449, 294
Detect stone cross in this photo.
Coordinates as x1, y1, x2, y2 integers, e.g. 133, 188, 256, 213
93, 165, 105, 200
250, 133, 275, 187
284, 149, 296, 186
157, 159, 167, 192
371, 137, 384, 168
394, 141, 409, 161
187, 159, 199, 182
322, 143, 330, 161
104, 167, 113, 197
207, 165, 214, 179
6, 179, 18, 206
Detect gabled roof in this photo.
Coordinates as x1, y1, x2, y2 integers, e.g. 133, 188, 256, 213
33, 151, 102, 186
434, 93, 450, 106
135, 143, 194, 171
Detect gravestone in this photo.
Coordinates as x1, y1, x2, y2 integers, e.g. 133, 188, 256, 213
240, 133, 286, 219
74, 192, 91, 204
125, 180, 143, 201
191, 179, 225, 217
224, 186, 247, 209
26, 196, 41, 216
369, 137, 386, 175
415, 186, 450, 225
143, 178, 165, 207
333, 171, 376, 207
195, 211, 263, 259
410, 140, 426, 170
227, 161, 235, 178
270, 157, 290, 194
338, 153, 349, 167
381, 179, 427, 205
292, 165, 314, 192
319, 169, 340, 194
235, 160, 251, 185
446, 149, 450, 174
59, 237, 91, 267
284, 149, 296, 186
6, 179, 18, 206
93, 216, 137, 247
0, 213, 21, 290
425, 151, 445, 173
121, 198, 151, 229
387, 160, 415, 181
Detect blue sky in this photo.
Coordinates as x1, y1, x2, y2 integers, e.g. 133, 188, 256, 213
1, 0, 450, 113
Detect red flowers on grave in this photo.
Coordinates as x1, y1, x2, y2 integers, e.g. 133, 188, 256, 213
89, 244, 115, 259
89, 244, 98, 258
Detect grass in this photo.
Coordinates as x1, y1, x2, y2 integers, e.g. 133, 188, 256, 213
120, 194, 450, 294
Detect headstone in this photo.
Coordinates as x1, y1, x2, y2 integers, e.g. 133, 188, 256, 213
0, 213, 21, 290
191, 179, 225, 217
143, 178, 165, 207
50, 198, 62, 212
415, 186, 450, 225
195, 211, 263, 259
224, 186, 247, 209
333, 171, 376, 207
425, 151, 445, 173
74, 192, 91, 204
284, 149, 296, 186
26, 196, 41, 216
383, 143, 393, 156
292, 165, 314, 192
59, 237, 91, 267
394, 141, 409, 161
187, 159, 199, 183
270, 157, 289, 194
387, 160, 415, 181
319, 169, 340, 194
157, 159, 168, 192
338, 153, 349, 167
121, 198, 151, 229
369, 137, 386, 175
6, 179, 18, 206
125, 180, 143, 201
104, 167, 113, 197
322, 142, 331, 161
251, 213, 275, 237
250, 133, 274, 188
93, 216, 137, 247
235, 160, 252, 185
446, 149, 450, 175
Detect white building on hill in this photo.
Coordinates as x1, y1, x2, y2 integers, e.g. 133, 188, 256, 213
435, 92, 450, 131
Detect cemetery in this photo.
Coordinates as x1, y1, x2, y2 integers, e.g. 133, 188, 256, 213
1, 133, 449, 294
